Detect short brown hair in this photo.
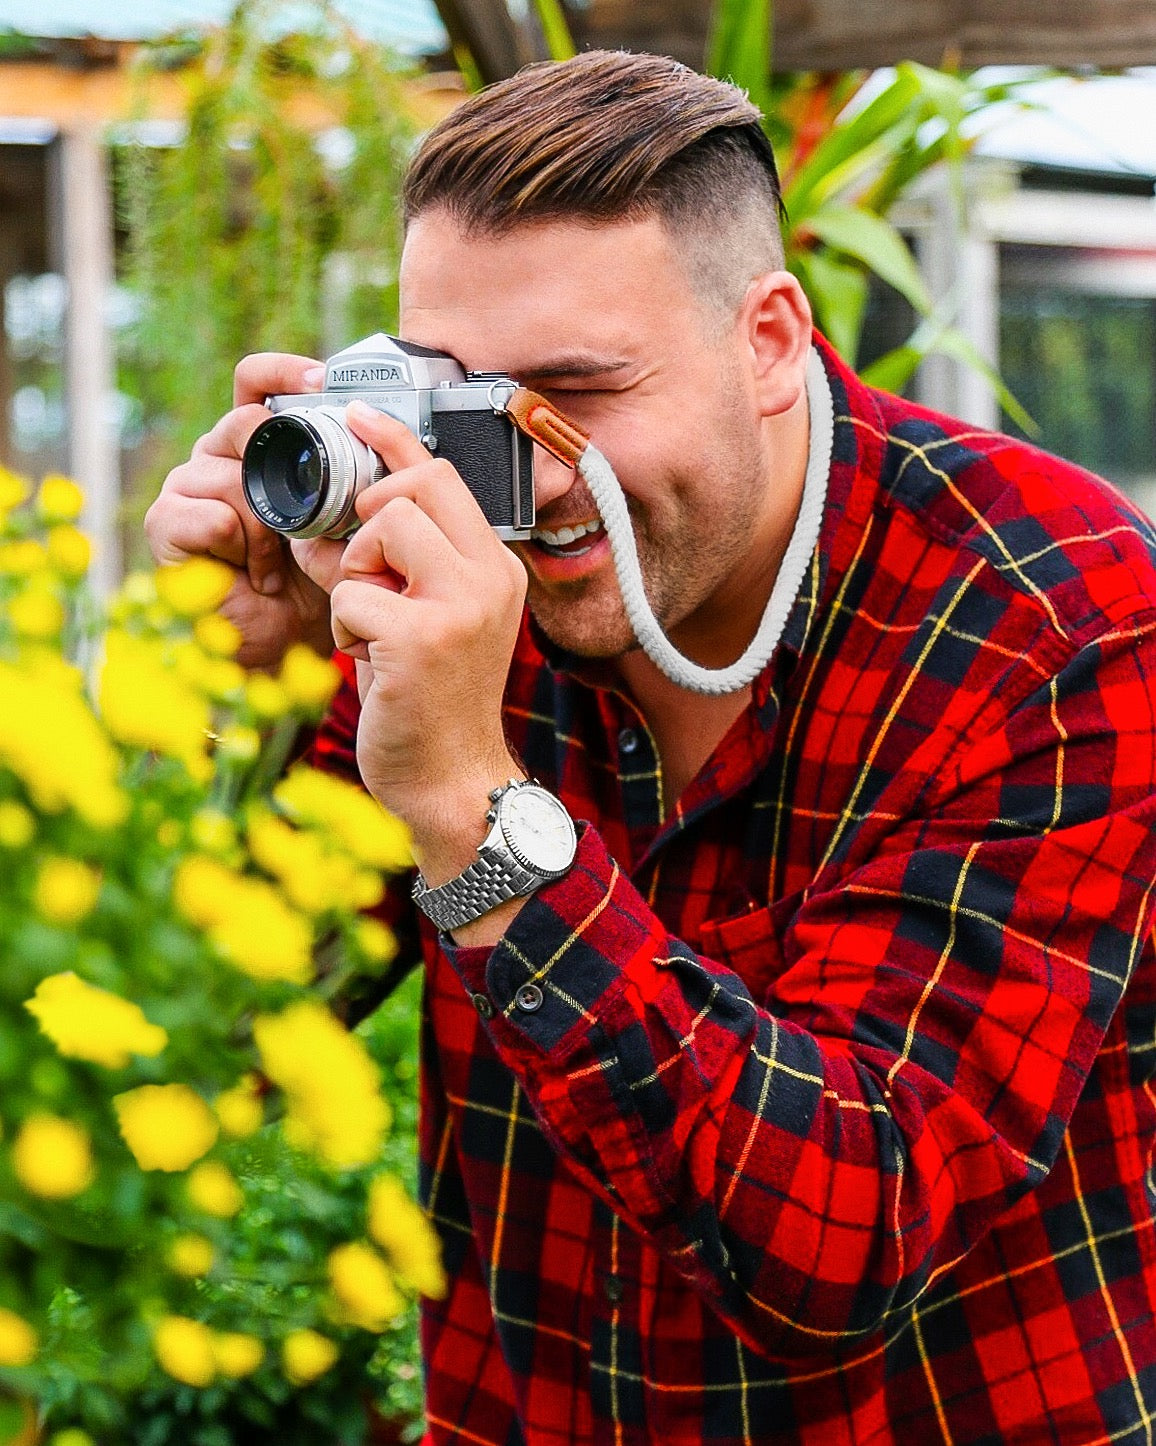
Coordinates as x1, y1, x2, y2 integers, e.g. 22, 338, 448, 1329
403, 50, 786, 312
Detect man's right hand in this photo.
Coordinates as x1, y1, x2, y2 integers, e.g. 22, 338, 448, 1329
144, 353, 334, 671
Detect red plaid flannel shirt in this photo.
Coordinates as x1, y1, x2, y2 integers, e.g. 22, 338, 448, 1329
310, 337, 1156, 1444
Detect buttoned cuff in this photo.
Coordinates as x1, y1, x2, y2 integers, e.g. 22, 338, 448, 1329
439, 825, 662, 1057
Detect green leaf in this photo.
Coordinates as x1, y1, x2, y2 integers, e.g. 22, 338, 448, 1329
707, 0, 773, 112
530, 0, 576, 61
859, 345, 922, 393
794, 250, 869, 364
0, 1401, 25, 1446
804, 207, 932, 315
785, 70, 922, 216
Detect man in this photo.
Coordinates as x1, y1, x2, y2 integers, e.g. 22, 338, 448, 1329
146, 49, 1156, 1445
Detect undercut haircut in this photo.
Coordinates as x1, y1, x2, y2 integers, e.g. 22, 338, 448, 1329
403, 50, 787, 316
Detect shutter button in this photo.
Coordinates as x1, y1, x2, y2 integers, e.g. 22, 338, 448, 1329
471, 993, 494, 1020
514, 982, 544, 1013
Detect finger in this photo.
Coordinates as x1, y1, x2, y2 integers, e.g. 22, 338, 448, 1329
145, 492, 250, 569
353, 459, 508, 568
193, 403, 280, 464
152, 452, 288, 593
342, 495, 464, 593
233, 352, 325, 408
330, 576, 406, 660
345, 399, 433, 473
290, 534, 391, 598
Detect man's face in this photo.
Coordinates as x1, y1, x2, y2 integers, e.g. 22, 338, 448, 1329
399, 211, 801, 666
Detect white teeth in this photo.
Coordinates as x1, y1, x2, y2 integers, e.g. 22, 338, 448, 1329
532, 518, 604, 547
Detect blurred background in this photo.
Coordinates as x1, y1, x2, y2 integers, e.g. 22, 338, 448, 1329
4, 0, 1156, 595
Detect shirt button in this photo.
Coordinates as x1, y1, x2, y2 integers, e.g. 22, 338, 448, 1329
514, 982, 544, 1013
471, 992, 494, 1020
603, 1274, 624, 1304
618, 727, 640, 755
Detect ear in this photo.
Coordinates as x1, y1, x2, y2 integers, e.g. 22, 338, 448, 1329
739, 270, 813, 417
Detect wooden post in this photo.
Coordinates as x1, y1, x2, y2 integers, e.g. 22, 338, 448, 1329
434, 0, 551, 83
49, 125, 120, 597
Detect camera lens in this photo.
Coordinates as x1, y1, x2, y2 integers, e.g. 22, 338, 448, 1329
242, 406, 383, 538
248, 417, 326, 526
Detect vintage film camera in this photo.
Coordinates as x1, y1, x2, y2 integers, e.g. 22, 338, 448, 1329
241, 334, 535, 540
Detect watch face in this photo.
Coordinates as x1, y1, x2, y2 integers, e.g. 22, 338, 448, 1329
500, 787, 577, 876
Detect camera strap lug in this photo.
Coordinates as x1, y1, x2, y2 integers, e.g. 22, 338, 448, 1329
499, 388, 590, 468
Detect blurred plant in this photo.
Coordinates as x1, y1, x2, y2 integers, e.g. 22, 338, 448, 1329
0, 465, 434, 1444
707, 0, 1035, 417
117, 0, 416, 538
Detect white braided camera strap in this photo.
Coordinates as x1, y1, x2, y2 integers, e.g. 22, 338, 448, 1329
577, 345, 833, 695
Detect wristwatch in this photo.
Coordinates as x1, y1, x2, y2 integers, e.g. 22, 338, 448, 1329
411, 778, 578, 933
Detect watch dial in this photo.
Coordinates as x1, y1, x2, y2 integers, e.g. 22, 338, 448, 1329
503, 788, 576, 874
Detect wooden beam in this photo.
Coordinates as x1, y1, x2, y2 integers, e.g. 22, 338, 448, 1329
433, 0, 551, 83
772, 0, 1156, 70
0, 61, 464, 131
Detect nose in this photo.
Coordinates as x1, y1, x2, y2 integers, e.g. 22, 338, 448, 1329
531, 444, 583, 510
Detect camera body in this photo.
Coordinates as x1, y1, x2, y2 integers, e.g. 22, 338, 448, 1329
241, 334, 535, 540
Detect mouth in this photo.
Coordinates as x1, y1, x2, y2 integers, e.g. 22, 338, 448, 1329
530, 517, 605, 558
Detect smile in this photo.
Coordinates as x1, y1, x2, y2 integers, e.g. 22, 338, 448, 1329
530, 518, 605, 556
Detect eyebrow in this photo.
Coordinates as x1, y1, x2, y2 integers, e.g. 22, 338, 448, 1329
516, 354, 634, 383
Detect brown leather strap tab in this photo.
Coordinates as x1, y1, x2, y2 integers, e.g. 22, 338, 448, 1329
503, 388, 589, 467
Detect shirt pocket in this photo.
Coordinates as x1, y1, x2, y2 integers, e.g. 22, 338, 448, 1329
697, 903, 788, 1006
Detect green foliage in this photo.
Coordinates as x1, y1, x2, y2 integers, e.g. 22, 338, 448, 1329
706, 0, 1035, 391
118, 1, 416, 487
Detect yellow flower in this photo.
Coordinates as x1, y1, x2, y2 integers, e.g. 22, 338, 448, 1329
190, 810, 235, 854
279, 645, 340, 709
244, 674, 289, 720
173, 855, 313, 983
0, 1307, 37, 1366
174, 850, 313, 989
0, 539, 48, 575
10, 582, 65, 639
25, 972, 167, 1068
0, 466, 30, 510
328, 1241, 403, 1331
12, 1114, 94, 1198
213, 1331, 264, 1378
282, 1328, 338, 1385
0, 801, 35, 848
254, 1002, 389, 1169
99, 630, 212, 782
356, 918, 398, 965
194, 612, 242, 658
186, 1160, 243, 1217
368, 1174, 446, 1299
247, 808, 362, 915
216, 723, 261, 762
169, 1233, 215, 1277
34, 858, 101, 925
45, 524, 91, 579
154, 1315, 216, 1387
154, 558, 235, 617
214, 1076, 263, 1139
49, 1432, 95, 1446
36, 474, 84, 522
275, 766, 412, 871
0, 657, 125, 827
114, 1084, 218, 1172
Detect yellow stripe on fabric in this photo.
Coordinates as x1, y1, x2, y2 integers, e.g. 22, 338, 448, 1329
609, 1212, 624, 1444
486, 1079, 526, 1324
769, 510, 877, 881
1048, 676, 1067, 831
501, 861, 621, 1012
1063, 1131, 1153, 1446
720, 1012, 782, 1219
846, 416, 1070, 640
820, 558, 988, 871
912, 1302, 955, 1446
734, 1334, 754, 1445
887, 839, 983, 1095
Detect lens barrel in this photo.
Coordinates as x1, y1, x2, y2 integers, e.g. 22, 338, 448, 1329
242, 406, 384, 539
